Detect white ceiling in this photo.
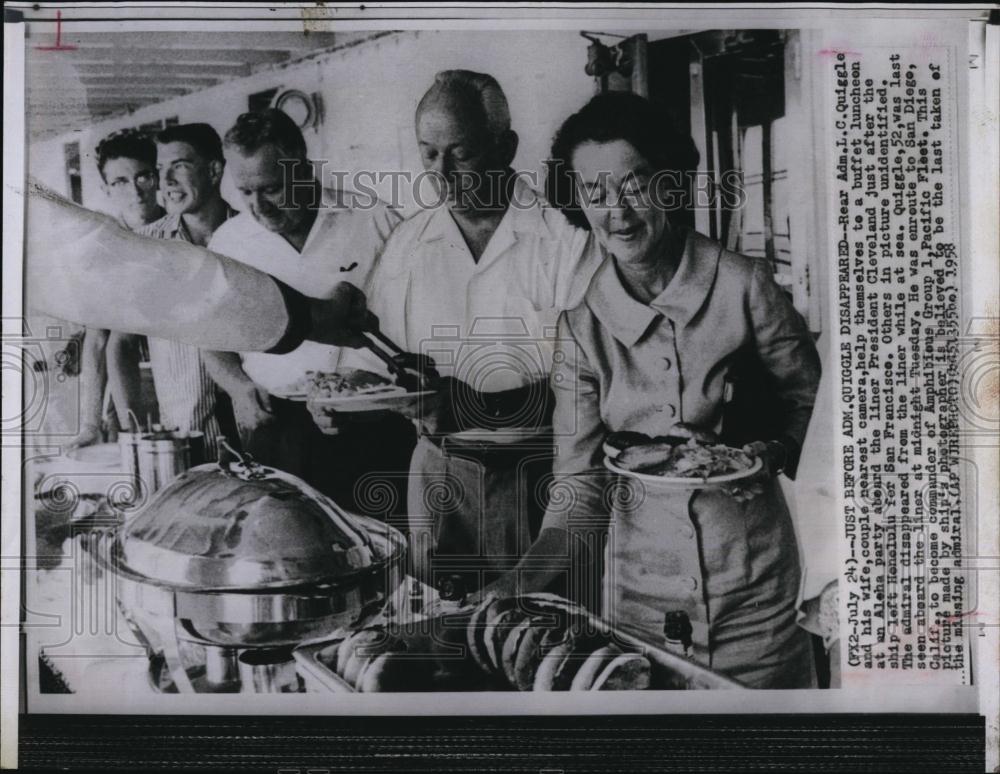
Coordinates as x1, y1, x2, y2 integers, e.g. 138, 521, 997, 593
25, 30, 344, 140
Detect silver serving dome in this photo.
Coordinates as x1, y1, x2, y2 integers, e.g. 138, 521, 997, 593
120, 456, 405, 590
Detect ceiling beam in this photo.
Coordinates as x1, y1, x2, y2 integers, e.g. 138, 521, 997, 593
78, 75, 221, 86
32, 31, 339, 50
29, 61, 253, 77
77, 86, 193, 95
30, 47, 294, 64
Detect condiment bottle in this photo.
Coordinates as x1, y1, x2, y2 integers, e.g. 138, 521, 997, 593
663, 610, 693, 658
436, 574, 468, 609
408, 578, 425, 615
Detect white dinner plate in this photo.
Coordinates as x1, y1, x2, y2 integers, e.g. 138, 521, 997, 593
449, 426, 552, 445
307, 389, 436, 414
278, 392, 309, 402
603, 454, 763, 487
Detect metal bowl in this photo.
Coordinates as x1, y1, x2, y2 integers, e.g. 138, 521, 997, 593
103, 455, 408, 649
120, 458, 400, 589
108, 534, 404, 647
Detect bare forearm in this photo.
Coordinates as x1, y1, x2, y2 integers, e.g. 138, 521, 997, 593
106, 332, 143, 429
79, 328, 108, 431
201, 350, 254, 397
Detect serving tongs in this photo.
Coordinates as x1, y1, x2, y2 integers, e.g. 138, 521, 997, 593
360, 329, 438, 392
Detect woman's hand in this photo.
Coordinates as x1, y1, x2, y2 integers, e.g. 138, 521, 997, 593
742, 439, 788, 478
713, 440, 787, 503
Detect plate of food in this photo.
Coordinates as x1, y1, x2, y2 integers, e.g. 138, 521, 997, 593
449, 426, 553, 445
602, 427, 761, 486
305, 368, 435, 413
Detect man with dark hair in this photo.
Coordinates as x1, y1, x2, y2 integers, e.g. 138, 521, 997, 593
70, 129, 164, 449
95, 129, 164, 229
124, 122, 241, 459
203, 108, 412, 511
146, 123, 230, 242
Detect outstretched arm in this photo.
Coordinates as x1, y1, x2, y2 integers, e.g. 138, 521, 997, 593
25, 183, 373, 352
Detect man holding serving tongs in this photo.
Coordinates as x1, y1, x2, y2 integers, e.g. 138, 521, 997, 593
199, 109, 415, 513
313, 71, 604, 596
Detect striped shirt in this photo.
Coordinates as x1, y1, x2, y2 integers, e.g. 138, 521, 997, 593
137, 206, 238, 460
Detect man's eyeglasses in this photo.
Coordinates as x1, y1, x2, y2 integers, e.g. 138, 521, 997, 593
108, 171, 159, 191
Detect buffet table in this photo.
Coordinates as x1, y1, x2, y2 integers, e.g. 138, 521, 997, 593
27, 444, 436, 696
27, 443, 740, 697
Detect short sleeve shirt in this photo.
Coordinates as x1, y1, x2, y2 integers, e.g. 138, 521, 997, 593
207, 189, 401, 395
340, 178, 604, 394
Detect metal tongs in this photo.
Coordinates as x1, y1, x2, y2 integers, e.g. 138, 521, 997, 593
360, 329, 438, 392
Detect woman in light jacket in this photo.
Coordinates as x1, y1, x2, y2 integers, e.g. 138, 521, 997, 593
486, 93, 822, 689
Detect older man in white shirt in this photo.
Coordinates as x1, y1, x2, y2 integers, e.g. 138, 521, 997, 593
203, 109, 413, 513
322, 71, 604, 595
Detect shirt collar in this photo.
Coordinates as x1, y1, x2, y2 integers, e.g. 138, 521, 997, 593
648, 228, 720, 324
160, 211, 189, 240
166, 202, 239, 241
414, 175, 556, 249
587, 227, 720, 347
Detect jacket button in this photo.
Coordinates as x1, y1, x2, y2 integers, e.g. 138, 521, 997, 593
663, 357, 672, 370
666, 405, 677, 418
680, 576, 698, 591
678, 523, 695, 539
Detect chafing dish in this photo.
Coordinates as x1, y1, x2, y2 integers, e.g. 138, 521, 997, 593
98, 450, 407, 693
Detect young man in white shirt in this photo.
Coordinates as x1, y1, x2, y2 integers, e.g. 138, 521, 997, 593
134, 123, 241, 460
69, 130, 165, 449
203, 108, 412, 514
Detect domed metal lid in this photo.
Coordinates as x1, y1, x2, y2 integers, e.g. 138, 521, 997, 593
120, 451, 406, 590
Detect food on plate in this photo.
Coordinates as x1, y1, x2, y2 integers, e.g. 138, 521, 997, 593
532, 638, 577, 691
465, 592, 652, 691
500, 618, 535, 687
569, 644, 624, 691
603, 430, 653, 457
613, 441, 676, 472
338, 627, 392, 687
591, 652, 652, 690
604, 423, 719, 458
484, 605, 526, 674
546, 634, 614, 691
306, 369, 404, 399
513, 623, 576, 691
613, 438, 756, 480
319, 626, 429, 691
663, 422, 718, 445
466, 593, 497, 674
357, 651, 428, 693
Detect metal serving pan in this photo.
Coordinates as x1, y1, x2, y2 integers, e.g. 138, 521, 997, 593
293, 608, 743, 692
